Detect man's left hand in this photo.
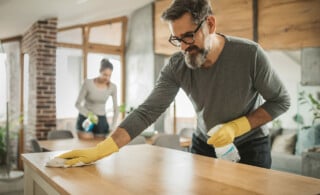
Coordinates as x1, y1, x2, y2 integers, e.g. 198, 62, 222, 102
207, 116, 251, 147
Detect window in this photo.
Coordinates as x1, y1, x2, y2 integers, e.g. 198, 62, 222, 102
57, 28, 82, 45
23, 54, 29, 125
175, 89, 196, 133
56, 48, 82, 119
89, 22, 122, 46
0, 53, 7, 121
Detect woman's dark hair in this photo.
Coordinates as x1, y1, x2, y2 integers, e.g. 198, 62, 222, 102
161, 0, 213, 25
100, 58, 113, 72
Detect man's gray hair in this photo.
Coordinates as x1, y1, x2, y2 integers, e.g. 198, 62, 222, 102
161, 0, 213, 24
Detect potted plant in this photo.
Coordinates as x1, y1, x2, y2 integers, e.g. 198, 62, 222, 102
0, 125, 6, 166
294, 91, 320, 178
0, 124, 10, 177
293, 91, 320, 155
0, 103, 23, 178
0, 114, 25, 181
294, 91, 320, 127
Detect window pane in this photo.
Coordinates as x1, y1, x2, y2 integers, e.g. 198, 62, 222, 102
175, 89, 196, 133
87, 53, 122, 119
23, 54, 29, 125
56, 48, 82, 119
57, 28, 82, 44
2, 41, 21, 125
89, 22, 122, 46
0, 53, 7, 121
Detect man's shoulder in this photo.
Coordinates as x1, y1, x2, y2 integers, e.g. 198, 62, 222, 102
170, 51, 184, 63
159, 52, 189, 83
165, 52, 186, 71
224, 34, 259, 49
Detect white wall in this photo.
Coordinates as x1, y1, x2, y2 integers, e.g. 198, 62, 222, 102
125, 3, 154, 108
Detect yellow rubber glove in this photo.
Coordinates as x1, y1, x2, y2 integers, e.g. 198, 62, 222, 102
207, 116, 251, 147
58, 137, 119, 166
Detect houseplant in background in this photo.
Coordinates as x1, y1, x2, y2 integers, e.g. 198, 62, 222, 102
0, 125, 7, 172
0, 107, 10, 178
119, 104, 135, 116
295, 91, 320, 127
294, 90, 320, 178
294, 91, 320, 153
0, 105, 24, 181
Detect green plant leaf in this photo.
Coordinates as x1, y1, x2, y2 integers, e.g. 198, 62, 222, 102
119, 104, 126, 113
293, 114, 304, 125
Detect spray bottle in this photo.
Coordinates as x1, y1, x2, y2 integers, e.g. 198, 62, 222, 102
82, 112, 98, 132
207, 124, 241, 162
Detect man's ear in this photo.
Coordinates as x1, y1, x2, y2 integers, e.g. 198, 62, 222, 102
206, 15, 216, 34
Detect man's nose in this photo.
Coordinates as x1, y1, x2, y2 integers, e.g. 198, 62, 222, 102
180, 41, 189, 52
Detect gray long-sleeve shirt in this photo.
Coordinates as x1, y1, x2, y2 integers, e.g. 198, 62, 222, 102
75, 79, 119, 130
119, 35, 290, 145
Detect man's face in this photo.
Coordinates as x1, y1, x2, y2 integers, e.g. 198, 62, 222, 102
169, 13, 210, 69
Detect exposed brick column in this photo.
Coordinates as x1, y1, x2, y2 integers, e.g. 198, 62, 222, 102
22, 18, 57, 140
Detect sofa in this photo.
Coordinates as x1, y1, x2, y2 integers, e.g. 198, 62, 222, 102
271, 152, 302, 175
270, 124, 320, 178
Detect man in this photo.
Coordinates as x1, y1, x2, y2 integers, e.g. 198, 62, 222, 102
58, 0, 290, 168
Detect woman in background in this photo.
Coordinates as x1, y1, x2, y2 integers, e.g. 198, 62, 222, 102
75, 58, 119, 140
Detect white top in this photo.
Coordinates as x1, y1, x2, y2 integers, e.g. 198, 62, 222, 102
75, 79, 119, 129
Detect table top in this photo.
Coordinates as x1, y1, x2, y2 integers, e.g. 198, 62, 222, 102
38, 138, 101, 151
38, 136, 191, 151
145, 134, 191, 148
22, 145, 320, 195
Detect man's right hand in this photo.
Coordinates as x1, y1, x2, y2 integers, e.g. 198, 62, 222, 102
58, 137, 119, 166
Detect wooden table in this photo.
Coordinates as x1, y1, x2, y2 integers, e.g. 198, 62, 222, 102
38, 138, 101, 151
145, 135, 191, 148
39, 136, 191, 151
22, 145, 320, 195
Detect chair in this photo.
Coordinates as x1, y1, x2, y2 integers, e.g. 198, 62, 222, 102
179, 128, 194, 152
153, 134, 184, 151
127, 135, 146, 145
47, 130, 74, 140
30, 139, 42, 152
179, 127, 194, 138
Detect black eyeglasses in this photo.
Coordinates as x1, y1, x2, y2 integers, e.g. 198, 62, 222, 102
168, 18, 206, 47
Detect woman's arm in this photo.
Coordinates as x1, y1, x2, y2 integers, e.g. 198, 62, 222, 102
75, 80, 90, 116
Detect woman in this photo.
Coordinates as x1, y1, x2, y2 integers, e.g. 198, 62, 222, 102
75, 58, 119, 140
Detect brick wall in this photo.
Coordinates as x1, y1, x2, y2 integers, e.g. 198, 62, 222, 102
22, 18, 57, 140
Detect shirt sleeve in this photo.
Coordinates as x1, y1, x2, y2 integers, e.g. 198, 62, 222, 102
75, 80, 90, 116
119, 61, 180, 139
111, 84, 119, 130
252, 45, 291, 119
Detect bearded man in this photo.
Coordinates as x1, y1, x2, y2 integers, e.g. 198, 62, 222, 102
57, 0, 290, 169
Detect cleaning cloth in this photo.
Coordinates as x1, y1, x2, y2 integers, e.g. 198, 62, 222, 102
45, 157, 93, 168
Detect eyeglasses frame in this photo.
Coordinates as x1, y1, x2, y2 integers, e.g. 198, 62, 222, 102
168, 18, 207, 47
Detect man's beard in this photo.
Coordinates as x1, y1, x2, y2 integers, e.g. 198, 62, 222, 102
183, 45, 209, 69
